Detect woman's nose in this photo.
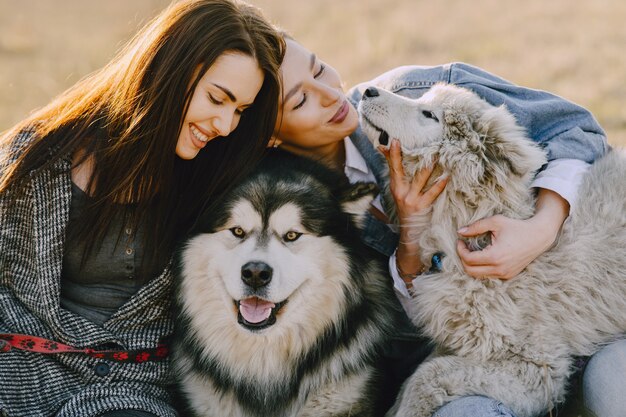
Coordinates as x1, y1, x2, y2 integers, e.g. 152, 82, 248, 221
213, 109, 236, 137
319, 83, 341, 107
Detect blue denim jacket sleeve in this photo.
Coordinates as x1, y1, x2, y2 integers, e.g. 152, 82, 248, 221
348, 62, 609, 163
347, 62, 609, 256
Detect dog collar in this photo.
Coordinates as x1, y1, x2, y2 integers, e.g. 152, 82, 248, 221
429, 252, 445, 273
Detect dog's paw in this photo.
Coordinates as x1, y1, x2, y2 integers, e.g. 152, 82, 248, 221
387, 374, 441, 417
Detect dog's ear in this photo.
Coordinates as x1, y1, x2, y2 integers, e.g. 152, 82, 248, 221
444, 110, 481, 147
340, 182, 378, 229
441, 110, 487, 186
442, 105, 547, 188
481, 105, 548, 180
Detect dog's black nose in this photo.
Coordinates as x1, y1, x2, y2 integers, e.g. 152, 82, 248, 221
363, 87, 379, 98
241, 261, 273, 288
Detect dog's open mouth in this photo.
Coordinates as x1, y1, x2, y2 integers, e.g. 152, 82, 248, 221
236, 297, 287, 331
362, 115, 390, 146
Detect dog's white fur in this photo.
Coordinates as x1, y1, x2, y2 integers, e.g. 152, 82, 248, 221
359, 84, 626, 417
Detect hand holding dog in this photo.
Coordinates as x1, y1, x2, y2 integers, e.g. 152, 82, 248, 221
380, 140, 448, 221
379, 139, 448, 279
457, 188, 570, 279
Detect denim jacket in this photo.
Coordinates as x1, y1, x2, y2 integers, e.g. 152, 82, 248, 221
347, 62, 609, 257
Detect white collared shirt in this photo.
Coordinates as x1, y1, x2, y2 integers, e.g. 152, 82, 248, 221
343, 137, 386, 214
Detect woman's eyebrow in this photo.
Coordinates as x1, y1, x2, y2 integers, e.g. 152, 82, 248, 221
211, 83, 236, 102
283, 53, 317, 104
284, 82, 302, 103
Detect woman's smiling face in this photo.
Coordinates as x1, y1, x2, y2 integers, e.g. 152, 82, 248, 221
274, 39, 359, 152
176, 51, 264, 160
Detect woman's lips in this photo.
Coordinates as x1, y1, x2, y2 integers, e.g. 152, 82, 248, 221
329, 100, 349, 124
189, 123, 215, 149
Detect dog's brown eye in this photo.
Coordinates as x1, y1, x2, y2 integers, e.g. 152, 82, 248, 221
283, 231, 302, 242
230, 227, 246, 239
422, 110, 439, 122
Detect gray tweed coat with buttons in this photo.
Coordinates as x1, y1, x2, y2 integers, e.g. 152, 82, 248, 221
0, 130, 177, 417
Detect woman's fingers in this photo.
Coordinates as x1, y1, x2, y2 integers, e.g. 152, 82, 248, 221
378, 145, 390, 162
381, 141, 410, 199
388, 139, 405, 178
409, 163, 435, 195
421, 174, 448, 202
457, 239, 493, 266
457, 216, 501, 237
380, 139, 448, 218
457, 241, 499, 278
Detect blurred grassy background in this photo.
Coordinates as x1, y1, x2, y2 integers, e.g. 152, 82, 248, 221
1, 0, 625, 145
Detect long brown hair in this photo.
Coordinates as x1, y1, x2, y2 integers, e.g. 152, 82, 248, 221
0, 0, 284, 271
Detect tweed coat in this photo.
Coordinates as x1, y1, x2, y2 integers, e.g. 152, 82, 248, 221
0, 130, 177, 417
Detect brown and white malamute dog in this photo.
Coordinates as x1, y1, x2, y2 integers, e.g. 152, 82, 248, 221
173, 151, 400, 417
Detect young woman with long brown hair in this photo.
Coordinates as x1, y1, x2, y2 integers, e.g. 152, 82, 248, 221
0, 1, 284, 416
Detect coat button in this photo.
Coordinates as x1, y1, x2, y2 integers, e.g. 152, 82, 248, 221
94, 362, 110, 377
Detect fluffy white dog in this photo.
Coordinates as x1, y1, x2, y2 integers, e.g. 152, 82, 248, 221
359, 83, 626, 417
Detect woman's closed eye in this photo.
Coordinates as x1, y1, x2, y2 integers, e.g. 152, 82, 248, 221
208, 92, 223, 105
293, 94, 307, 110
235, 104, 252, 115
314, 63, 325, 79
291, 63, 326, 111
292, 65, 326, 110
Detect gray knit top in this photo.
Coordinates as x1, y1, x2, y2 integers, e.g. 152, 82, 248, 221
60, 182, 160, 326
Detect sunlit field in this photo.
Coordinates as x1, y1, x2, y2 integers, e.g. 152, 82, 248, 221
1, 0, 625, 145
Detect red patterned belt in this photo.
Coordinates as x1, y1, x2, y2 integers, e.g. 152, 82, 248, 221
0, 333, 169, 363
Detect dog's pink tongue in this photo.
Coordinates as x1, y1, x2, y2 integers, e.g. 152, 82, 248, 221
239, 297, 275, 323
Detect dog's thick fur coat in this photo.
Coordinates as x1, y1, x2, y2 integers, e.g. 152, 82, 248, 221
359, 84, 626, 417
172, 151, 400, 417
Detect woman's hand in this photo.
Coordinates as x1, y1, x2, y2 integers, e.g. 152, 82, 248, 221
380, 139, 447, 281
380, 140, 448, 223
457, 188, 570, 279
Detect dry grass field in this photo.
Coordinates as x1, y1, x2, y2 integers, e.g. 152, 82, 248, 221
1, 0, 625, 145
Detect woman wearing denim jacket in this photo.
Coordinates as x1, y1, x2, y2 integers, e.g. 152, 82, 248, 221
272, 37, 620, 416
